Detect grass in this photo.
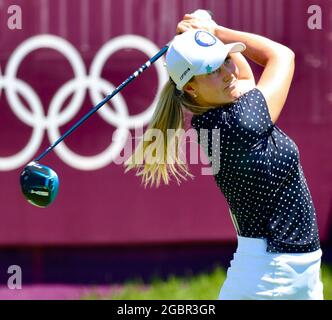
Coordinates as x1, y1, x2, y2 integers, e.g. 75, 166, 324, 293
82, 263, 332, 300
321, 264, 332, 300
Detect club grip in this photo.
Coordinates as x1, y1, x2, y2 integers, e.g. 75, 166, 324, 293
192, 9, 213, 20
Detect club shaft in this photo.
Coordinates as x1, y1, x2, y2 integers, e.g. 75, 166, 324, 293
35, 44, 169, 162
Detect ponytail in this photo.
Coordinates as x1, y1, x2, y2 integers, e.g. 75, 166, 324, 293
124, 79, 194, 187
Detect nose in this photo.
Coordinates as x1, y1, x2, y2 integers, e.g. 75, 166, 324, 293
222, 64, 234, 83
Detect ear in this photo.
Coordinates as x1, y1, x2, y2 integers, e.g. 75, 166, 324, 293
183, 83, 197, 99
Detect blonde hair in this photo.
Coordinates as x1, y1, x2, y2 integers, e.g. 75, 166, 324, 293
124, 78, 205, 188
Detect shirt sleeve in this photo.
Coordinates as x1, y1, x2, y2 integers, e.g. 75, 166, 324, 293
236, 88, 274, 135
229, 88, 275, 150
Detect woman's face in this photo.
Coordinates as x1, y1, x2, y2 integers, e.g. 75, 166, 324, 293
185, 55, 241, 107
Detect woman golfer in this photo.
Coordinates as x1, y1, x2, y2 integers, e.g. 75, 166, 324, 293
125, 13, 323, 300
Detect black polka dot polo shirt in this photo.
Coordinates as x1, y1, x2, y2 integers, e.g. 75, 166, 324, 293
191, 88, 320, 253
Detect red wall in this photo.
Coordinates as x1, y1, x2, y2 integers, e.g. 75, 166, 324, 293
0, 0, 331, 246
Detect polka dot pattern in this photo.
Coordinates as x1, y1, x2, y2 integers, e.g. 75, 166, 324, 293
191, 88, 320, 253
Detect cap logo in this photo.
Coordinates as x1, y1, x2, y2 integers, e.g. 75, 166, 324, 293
205, 65, 213, 73
179, 67, 191, 81
195, 31, 217, 47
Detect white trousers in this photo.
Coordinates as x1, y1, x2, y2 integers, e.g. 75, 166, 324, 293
218, 236, 324, 300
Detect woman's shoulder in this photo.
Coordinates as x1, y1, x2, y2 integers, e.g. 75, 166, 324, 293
191, 88, 256, 122
191, 87, 269, 130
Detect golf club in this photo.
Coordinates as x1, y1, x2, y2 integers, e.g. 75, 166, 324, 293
20, 9, 212, 208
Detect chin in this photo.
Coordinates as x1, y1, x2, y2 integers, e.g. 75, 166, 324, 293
229, 87, 241, 100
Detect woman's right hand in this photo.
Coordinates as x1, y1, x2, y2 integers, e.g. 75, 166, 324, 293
176, 12, 218, 35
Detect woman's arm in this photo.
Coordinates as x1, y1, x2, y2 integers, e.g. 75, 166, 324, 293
215, 26, 295, 124
229, 52, 256, 94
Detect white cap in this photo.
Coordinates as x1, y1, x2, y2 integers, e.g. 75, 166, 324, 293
165, 30, 246, 90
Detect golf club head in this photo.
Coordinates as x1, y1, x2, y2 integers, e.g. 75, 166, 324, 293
20, 162, 59, 208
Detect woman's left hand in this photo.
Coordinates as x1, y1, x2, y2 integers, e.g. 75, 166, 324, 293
176, 13, 218, 35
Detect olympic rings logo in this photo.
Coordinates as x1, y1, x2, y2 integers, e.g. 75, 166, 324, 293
0, 34, 168, 171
